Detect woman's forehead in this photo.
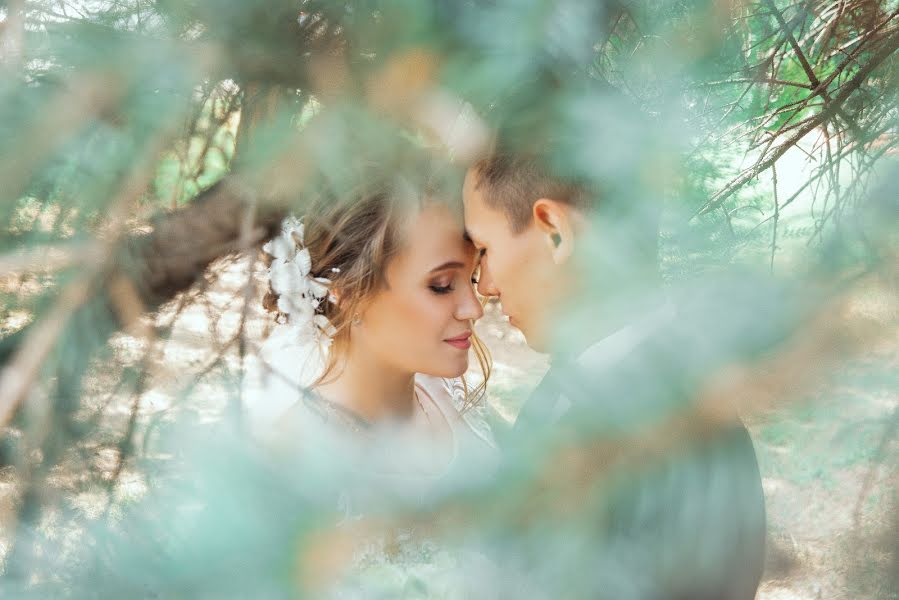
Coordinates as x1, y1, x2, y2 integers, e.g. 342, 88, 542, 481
394, 203, 474, 270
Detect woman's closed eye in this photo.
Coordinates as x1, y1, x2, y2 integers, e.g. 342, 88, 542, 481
429, 271, 479, 294
429, 277, 454, 294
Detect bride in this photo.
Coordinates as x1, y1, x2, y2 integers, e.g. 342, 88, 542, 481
251, 166, 496, 482
248, 167, 499, 594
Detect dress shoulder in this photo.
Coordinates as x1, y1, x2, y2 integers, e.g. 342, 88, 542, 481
415, 374, 496, 449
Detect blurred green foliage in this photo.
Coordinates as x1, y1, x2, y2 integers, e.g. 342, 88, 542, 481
0, 0, 896, 597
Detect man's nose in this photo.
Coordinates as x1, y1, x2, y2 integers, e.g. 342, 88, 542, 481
477, 260, 499, 297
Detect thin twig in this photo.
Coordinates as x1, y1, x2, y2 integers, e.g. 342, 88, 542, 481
770, 163, 780, 273
692, 77, 813, 89
101, 335, 157, 517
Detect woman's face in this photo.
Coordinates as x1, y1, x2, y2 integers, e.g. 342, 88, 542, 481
352, 202, 483, 378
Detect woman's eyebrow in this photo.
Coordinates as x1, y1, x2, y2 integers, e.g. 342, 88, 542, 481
429, 261, 465, 273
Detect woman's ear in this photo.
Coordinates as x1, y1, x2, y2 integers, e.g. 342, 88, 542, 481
533, 198, 574, 265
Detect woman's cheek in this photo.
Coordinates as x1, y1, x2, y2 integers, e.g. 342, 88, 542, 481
399, 293, 431, 338
416, 293, 446, 342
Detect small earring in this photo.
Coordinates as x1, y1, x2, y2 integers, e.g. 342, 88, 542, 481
551, 232, 562, 248
352, 314, 362, 326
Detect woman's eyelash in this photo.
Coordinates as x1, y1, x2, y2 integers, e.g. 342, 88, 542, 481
430, 268, 479, 293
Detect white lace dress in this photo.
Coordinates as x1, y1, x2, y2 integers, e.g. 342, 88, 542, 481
316, 375, 499, 599
244, 326, 499, 597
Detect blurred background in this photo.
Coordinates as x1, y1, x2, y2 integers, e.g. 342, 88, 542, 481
0, 0, 896, 597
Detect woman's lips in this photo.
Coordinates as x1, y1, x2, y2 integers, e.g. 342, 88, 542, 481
444, 331, 472, 350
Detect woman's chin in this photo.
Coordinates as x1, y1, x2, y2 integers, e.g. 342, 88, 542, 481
425, 358, 468, 379
449, 362, 469, 378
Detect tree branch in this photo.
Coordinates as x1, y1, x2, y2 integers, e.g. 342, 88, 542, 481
762, 0, 820, 87
694, 26, 899, 217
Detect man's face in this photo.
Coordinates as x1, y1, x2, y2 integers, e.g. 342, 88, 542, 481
462, 169, 559, 353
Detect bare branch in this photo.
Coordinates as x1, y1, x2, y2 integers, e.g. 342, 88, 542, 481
763, 0, 821, 87
694, 26, 899, 217
770, 163, 780, 273
692, 77, 813, 89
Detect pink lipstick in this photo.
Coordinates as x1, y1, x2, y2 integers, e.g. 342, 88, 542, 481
445, 331, 472, 350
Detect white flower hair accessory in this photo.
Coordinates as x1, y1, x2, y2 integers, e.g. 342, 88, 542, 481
263, 216, 337, 346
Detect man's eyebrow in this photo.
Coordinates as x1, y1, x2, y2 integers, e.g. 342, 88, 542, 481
429, 261, 465, 273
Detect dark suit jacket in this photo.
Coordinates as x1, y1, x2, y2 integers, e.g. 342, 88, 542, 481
508, 313, 767, 600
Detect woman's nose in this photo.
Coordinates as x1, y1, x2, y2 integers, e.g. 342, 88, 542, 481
457, 284, 484, 322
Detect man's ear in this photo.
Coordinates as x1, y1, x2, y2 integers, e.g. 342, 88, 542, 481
533, 198, 574, 264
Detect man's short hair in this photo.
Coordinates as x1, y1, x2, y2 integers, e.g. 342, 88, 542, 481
469, 152, 661, 272
469, 154, 592, 234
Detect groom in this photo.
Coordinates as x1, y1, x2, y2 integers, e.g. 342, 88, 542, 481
463, 153, 767, 599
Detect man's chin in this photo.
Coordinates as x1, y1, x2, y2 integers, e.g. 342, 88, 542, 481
514, 321, 550, 355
